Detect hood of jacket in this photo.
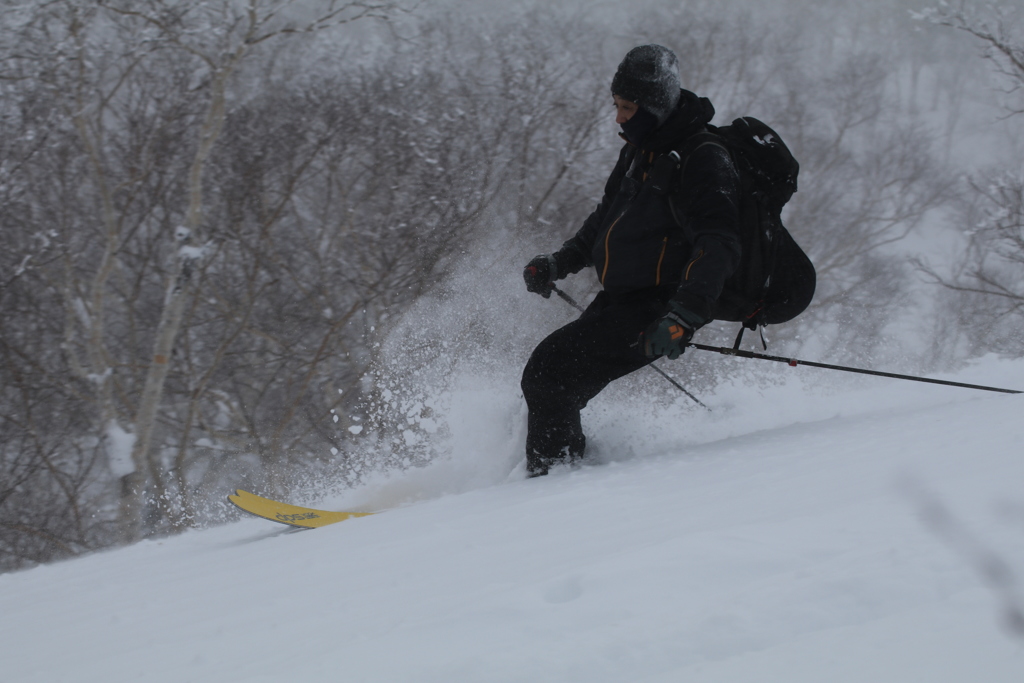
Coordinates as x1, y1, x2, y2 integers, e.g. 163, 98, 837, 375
639, 88, 715, 152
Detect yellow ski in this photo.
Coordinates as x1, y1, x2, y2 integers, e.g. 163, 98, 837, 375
228, 489, 373, 529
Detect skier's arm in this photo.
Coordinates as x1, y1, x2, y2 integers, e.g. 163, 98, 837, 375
524, 146, 630, 296
671, 143, 742, 322
553, 145, 632, 276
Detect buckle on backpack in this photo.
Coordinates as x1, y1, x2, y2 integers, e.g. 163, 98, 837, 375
649, 151, 682, 195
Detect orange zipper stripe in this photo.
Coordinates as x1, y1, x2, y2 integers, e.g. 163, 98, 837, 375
684, 249, 705, 281
655, 236, 668, 286
600, 213, 625, 285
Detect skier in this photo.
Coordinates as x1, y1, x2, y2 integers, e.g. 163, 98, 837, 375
521, 44, 742, 477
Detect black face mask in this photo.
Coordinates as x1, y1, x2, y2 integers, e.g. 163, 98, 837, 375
620, 107, 659, 146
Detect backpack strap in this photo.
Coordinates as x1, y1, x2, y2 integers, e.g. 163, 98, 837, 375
662, 132, 731, 233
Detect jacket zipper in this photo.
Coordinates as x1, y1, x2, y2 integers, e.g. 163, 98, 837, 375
655, 237, 668, 286
604, 150, 664, 287
600, 211, 627, 285
684, 249, 705, 281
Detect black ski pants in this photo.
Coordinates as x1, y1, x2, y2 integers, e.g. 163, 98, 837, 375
520, 286, 672, 475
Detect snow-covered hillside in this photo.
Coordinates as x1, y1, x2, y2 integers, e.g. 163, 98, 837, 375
2, 357, 1024, 682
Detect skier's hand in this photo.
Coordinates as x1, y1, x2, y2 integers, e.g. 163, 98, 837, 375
523, 254, 558, 298
641, 304, 704, 360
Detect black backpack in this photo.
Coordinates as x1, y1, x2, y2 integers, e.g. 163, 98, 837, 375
660, 117, 815, 335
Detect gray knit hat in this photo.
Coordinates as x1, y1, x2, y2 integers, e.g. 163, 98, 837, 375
611, 45, 682, 126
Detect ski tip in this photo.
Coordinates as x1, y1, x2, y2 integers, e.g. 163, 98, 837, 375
227, 489, 254, 506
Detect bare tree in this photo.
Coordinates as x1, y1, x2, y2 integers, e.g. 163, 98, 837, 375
0, 0, 409, 562
91, 1, 401, 539
4, 0, 570, 566
919, 1, 1024, 115
914, 2, 1024, 356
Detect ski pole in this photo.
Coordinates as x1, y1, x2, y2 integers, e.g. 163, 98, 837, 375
549, 285, 711, 410
686, 343, 1023, 395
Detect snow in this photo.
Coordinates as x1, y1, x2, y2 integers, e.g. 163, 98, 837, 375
105, 420, 136, 478
3, 358, 1024, 681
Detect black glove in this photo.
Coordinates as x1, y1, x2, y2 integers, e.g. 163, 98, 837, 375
523, 254, 558, 298
641, 303, 706, 360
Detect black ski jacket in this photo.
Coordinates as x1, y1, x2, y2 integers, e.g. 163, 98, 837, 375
559, 89, 742, 322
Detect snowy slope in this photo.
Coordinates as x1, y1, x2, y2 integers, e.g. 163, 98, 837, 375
2, 358, 1024, 683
